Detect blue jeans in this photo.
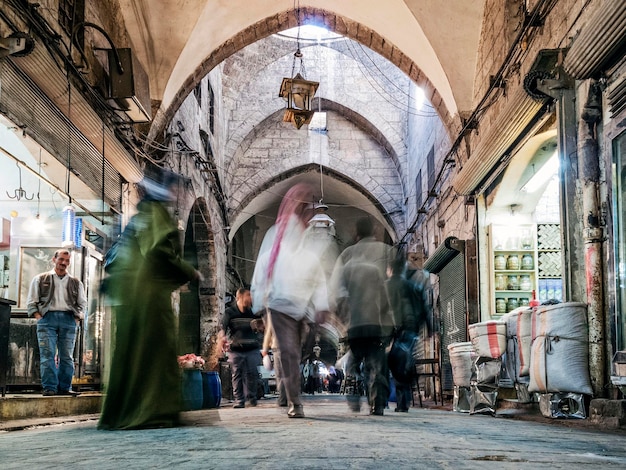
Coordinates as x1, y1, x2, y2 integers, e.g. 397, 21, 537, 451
36, 311, 78, 392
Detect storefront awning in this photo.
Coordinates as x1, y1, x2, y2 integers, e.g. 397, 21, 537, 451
563, 1, 626, 79
9, 43, 143, 184
451, 87, 547, 196
424, 236, 464, 274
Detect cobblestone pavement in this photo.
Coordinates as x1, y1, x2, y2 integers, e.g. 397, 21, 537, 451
1, 394, 625, 469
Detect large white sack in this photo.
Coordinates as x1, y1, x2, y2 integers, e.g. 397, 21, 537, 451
502, 308, 531, 382
528, 302, 593, 395
469, 321, 507, 358
448, 342, 475, 387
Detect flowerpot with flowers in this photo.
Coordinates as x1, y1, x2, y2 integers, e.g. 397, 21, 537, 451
178, 354, 205, 411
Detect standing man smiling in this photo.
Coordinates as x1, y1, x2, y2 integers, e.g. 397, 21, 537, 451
27, 249, 86, 396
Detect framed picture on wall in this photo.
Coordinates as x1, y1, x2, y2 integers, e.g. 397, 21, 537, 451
18, 247, 56, 308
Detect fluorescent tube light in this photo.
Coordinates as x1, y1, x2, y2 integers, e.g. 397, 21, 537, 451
521, 152, 559, 193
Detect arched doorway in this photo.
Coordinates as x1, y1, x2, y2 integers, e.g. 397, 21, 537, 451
179, 198, 217, 359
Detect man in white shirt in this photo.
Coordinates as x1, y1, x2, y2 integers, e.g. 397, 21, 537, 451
251, 183, 330, 419
27, 249, 86, 396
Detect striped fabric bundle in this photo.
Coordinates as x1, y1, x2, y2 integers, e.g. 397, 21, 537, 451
468, 321, 507, 359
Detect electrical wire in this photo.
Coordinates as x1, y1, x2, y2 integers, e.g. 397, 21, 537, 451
354, 41, 437, 111
400, 0, 557, 244
342, 40, 439, 118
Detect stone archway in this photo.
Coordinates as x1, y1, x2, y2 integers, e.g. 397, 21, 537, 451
180, 198, 221, 366
147, 7, 454, 143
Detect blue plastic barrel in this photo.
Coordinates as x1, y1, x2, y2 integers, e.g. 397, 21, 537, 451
202, 371, 222, 408
181, 369, 203, 411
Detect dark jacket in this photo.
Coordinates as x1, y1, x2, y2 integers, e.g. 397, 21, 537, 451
223, 304, 261, 352
386, 273, 431, 336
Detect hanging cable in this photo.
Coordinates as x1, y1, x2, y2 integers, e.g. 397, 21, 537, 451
66, 72, 72, 204
317, 51, 325, 203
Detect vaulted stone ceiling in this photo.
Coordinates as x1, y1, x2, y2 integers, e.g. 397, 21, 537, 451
118, 0, 485, 135
116, 0, 485, 242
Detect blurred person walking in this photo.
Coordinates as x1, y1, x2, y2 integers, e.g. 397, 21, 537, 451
261, 313, 287, 406
330, 216, 395, 415
218, 287, 261, 408
251, 183, 330, 419
386, 252, 432, 412
98, 166, 202, 430
27, 249, 86, 396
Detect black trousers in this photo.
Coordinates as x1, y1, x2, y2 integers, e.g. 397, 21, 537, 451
347, 337, 389, 410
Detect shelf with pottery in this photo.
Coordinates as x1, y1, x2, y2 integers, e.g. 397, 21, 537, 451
489, 224, 538, 318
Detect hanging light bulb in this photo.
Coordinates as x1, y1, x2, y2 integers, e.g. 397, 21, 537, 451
74, 217, 83, 249
61, 205, 76, 248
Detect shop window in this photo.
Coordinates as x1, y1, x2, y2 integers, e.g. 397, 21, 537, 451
613, 130, 626, 349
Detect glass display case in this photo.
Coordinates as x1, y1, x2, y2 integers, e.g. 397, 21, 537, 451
489, 224, 538, 318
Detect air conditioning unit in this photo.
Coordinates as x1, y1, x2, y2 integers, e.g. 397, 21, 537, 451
107, 48, 151, 123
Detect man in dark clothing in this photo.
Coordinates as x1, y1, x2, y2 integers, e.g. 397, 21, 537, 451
219, 287, 261, 408
330, 217, 395, 415
386, 254, 432, 412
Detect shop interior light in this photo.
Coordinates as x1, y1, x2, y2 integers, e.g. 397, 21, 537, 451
308, 202, 335, 229
521, 152, 559, 193
61, 205, 76, 248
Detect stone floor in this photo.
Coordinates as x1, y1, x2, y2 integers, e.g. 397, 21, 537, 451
1, 394, 626, 469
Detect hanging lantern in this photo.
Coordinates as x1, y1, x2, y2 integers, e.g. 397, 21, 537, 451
313, 332, 321, 357
279, 72, 319, 129
308, 202, 335, 229
61, 205, 76, 248
278, 1, 320, 130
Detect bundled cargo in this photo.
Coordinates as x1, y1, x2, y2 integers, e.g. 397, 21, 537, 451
468, 320, 507, 358
469, 384, 498, 415
528, 302, 593, 395
502, 307, 533, 382
517, 308, 533, 376
448, 342, 475, 387
502, 309, 521, 382
472, 357, 502, 388
453, 386, 471, 413
538, 392, 586, 419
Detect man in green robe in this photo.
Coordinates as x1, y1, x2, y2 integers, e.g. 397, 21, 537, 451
99, 167, 201, 430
